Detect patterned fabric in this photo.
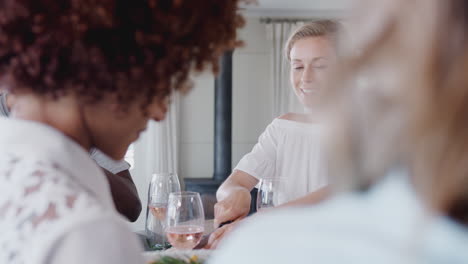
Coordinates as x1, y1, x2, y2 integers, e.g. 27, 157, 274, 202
0, 92, 129, 174
0, 118, 143, 264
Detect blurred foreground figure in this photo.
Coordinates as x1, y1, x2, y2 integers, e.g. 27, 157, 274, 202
210, 0, 468, 263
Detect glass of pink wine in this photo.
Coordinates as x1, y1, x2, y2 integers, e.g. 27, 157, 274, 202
145, 173, 181, 250
165, 192, 205, 250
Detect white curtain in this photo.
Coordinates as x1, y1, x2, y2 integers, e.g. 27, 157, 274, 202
266, 21, 305, 117
130, 93, 180, 231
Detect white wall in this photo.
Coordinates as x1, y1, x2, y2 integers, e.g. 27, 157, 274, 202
179, 17, 273, 179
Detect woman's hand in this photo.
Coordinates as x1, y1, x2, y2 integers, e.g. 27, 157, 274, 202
205, 222, 239, 249
214, 188, 251, 228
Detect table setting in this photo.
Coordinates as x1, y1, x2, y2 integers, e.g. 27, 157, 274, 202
141, 173, 218, 263
140, 173, 288, 263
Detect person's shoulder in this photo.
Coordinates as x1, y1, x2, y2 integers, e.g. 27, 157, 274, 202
222, 194, 370, 241
7, 157, 106, 216
1, 157, 114, 241
274, 113, 321, 134
278, 112, 300, 121
209, 196, 388, 264
277, 112, 308, 121
209, 207, 335, 264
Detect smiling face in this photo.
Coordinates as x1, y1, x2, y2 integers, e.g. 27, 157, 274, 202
289, 36, 336, 109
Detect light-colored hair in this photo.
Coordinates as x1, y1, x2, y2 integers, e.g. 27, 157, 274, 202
285, 20, 340, 61
322, 0, 468, 225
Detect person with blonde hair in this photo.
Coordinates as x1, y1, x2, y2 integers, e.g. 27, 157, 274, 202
209, 0, 468, 262
208, 20, 340, 248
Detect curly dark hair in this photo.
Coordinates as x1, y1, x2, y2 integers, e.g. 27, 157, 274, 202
0, 0, 247, 109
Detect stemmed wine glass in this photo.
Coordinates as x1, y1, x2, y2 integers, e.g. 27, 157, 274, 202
165, 192, 205, 250
145, 172, 181, 249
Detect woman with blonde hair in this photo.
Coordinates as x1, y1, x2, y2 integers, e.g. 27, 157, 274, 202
209, 0, 468, 262
208, 20, 339, 248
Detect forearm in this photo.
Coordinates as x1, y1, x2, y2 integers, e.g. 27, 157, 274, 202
104, 169, 142, 222
216, 170, 258, 201
217, 181, 250, 202
214, 170, 258, 226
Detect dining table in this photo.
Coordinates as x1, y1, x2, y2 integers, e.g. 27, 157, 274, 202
141, 219, 216, 263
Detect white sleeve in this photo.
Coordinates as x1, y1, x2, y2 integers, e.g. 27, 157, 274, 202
90, 148, 131, 174
234, 123, 278, 180
48, 219, 144, 264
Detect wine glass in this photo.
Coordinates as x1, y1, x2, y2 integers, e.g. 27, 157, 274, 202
256, 177, 288, 212
145, 172, 181, 249
165, 192, 205, 250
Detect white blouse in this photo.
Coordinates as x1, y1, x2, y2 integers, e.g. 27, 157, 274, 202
0, 118, 144, 264
235, 118, 327, 202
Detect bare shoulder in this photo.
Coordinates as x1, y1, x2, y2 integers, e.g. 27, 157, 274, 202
278, 113, 296, 120
278, 113, 311, 123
